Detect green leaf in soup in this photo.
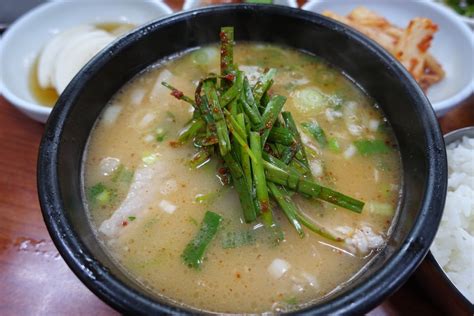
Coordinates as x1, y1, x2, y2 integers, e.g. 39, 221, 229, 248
112, 164, 134, 183
155, 127, 167, 142
366, 201, 395, 217
301, 121, 327, 147
87, 183, 115, 206
221, 230, 256, 249
181, 211, 223, 269
354, 139, 390, 155
328, 138, 341, 153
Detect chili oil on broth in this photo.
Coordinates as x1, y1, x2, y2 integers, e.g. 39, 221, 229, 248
84, 43, 401, 313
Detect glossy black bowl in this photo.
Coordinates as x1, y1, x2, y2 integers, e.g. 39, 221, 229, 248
38, 4, 447, 314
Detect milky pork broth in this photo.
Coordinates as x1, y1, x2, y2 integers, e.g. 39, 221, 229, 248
84, 42, 401, 313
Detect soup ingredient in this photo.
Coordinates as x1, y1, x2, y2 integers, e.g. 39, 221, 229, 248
99, 160, 169, 238
444, 0, 474, 17
302, 121, 328, 147
431, 136, 474, 302
221, 229, 256, 248
268, 258, 291, 279
354, 139, 390, 155
182, 211, 223, 269
163, 27, 365, 248
88, 183, 115, 206
323, 7, 445, 91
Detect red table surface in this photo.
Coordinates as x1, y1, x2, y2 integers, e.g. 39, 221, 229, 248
0, 1, 473, 314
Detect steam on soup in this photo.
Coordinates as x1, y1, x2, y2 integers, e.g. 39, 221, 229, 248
84, 28, 401, 313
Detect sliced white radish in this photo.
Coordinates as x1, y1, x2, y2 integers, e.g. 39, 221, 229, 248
37, 25, 95, 89
159, 200, 177, 214
99, 157, 120, 176
53, 30, 115, 93
102, 104, 122, 126
267, 258, 291, 279
130, 88, 146, 106
343, 144, 356, 159
369, 119, 379, 132
139, 113, 156, 128
310, 160, 323, 177
149, 69, 173, 100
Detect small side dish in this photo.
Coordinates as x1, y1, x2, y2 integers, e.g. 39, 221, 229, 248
431, 131, 474, 303
32, 23, 135, 107
0, 0, 172, 123
323, 7, 445, 91
83, 27, 401, 313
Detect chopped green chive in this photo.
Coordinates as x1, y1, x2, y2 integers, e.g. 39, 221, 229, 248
328, 138, 341, 153
181, 211, 223, 269
221, 230, 256, 249
354, 139, 390, 155
87, 183, 115, 206
155, 127, 167, 142
302, 121, 327, 147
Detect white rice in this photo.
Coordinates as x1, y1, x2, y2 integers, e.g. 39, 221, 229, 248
431, 136, 474, 303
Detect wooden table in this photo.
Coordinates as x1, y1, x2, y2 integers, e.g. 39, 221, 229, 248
0, 1, 473, 314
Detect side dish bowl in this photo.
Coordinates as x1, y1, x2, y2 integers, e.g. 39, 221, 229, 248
303, 0, 474, 116
37, 5, 447, 314
0, 0, 172, 123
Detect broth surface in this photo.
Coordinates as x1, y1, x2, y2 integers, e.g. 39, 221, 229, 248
84, 43, 401, 313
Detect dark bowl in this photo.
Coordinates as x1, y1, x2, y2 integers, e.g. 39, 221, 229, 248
37, 4, 447, 314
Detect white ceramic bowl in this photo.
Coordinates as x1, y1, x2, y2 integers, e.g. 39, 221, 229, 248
183, 0, 298, 11
0, 0, 173, 123
303, 0, 474, 116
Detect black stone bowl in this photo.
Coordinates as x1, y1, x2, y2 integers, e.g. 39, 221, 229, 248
37, 4, 447, 314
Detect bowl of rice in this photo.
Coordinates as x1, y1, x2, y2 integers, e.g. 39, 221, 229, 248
418, 126, 474, 314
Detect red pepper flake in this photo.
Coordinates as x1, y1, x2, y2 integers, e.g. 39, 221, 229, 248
260, 201, 270, 213
218, 167, 228, 175
206, 135, 218, 144
224, 74, 235, 81
121, 221, 128, 227
169, 141, 180, 148
170, 89, 184, 99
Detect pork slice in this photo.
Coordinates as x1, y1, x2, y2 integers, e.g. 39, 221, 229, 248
99, 161, 169, 238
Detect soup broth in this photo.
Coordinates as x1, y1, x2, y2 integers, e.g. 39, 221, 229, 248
84, 43, 401, 313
